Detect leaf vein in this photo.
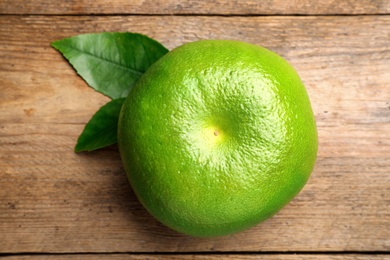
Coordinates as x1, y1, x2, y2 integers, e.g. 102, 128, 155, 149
65, 44, 143, 76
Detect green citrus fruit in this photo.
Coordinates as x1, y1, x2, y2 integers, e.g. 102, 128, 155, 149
118, 40, 317, 237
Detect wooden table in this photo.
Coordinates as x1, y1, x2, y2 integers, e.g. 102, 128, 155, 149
1, 1, 389, 259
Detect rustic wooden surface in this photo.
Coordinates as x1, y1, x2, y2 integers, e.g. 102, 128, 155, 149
0, 0, 389, 259
2, 255, 390, 260
1, 0, 390, 14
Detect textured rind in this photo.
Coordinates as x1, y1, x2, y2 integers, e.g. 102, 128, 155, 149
118, 40, 318, 237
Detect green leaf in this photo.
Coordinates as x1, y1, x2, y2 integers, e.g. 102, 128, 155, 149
75, 98, 126, 152
51, 32, 168, 99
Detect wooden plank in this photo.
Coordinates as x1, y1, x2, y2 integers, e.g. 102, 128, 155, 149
0, 15, 389, 253
2, 254, 390, 260
0, 0, 389, 15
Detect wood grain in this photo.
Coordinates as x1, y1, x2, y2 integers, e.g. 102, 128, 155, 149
0, 14, 389, 254
0, 0, 389, 15
2, 254, 390, 260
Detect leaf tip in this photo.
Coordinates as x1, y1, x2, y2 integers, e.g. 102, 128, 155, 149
74, 143, 84, 153
50, 39, 61, 50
